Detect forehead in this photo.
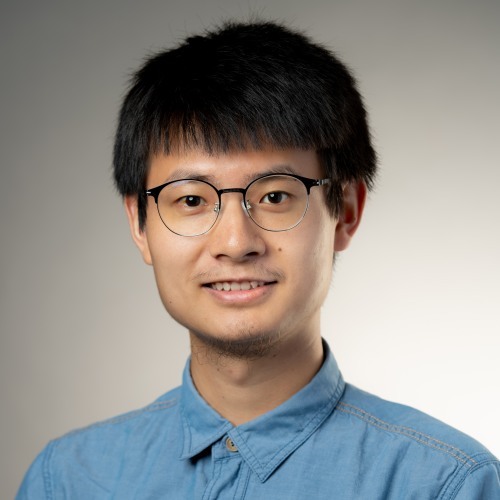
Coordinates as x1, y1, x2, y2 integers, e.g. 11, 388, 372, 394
146, 147, 322, 188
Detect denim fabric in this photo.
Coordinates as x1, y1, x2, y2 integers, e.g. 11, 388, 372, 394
17, 343, 500, 499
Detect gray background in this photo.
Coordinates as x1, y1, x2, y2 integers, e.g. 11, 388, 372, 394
1, 0, 499, 497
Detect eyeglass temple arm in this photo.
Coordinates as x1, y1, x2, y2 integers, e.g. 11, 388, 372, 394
303, 177, 331, 193
145, 187, 162, 203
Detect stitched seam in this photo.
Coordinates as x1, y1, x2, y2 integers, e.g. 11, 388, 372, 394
339, 402, 476, 463
230, 456, 243, 500
180, 389, 240, 458
188, 423, 233, 456
440, 458, 500, 500
60, 398, 179, 438
263, 375, 345, 469
231, 397, 329, 480
337, 405, 474, 467
265, 389, 338, 467
179, 401, 192, 459
180, 391, 234, 458
437, 458, 470, 500
202, 458, 223, 500
235, 465, 251, 500
42, 441, 55, 500
234, 375, 344, 481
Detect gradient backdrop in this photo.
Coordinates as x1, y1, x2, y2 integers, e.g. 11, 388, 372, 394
1, 1, 499, 497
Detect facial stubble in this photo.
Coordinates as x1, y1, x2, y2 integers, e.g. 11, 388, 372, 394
189, 321, 283, 363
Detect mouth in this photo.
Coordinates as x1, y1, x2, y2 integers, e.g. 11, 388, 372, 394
205, 280, 271, 291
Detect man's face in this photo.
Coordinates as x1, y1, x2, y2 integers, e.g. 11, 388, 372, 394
126, 147, 359, 356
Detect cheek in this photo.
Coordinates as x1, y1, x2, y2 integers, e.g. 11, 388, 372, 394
150, 254, 177, 309
148, 235, 199, 305
281, 222, 334, 285
298, 217, 336, 287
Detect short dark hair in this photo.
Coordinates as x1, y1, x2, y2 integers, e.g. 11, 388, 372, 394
113, 20, 377, 229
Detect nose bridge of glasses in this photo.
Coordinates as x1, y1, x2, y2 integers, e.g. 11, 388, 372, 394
216, 187, 251, 215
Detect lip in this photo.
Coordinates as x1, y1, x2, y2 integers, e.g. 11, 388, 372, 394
202, 279, 277, 305
205, 280, 267, 291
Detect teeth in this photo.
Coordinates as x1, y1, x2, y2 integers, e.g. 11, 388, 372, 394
211, 281, 265, 291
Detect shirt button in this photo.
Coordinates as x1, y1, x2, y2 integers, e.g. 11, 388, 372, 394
225, 436, 238, 452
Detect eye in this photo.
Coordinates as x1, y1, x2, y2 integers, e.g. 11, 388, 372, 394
180, 195, 205, 207
261, 192, 289, 204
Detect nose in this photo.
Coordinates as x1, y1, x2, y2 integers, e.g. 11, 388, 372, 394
208, 193, 266, 261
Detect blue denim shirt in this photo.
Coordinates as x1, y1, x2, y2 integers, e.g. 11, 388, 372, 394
17, 343, 500, 499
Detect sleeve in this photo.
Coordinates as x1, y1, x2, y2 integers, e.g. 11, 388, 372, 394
15, 444, 52, 500
451, 461, 500, 500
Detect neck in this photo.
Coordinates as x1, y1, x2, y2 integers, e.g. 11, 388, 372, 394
189, 331, 324, 426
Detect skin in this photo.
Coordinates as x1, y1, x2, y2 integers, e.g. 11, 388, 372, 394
125, 147, 365, 425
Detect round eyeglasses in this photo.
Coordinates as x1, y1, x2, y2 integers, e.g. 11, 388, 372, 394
146, 173, 331, 237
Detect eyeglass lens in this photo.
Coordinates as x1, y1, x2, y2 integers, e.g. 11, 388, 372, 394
155, 175, 310, 236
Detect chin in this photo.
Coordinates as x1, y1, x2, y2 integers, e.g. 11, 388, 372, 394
188, 324, 283, 360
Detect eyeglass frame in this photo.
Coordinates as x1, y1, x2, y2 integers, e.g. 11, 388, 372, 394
145, 173, 331, 236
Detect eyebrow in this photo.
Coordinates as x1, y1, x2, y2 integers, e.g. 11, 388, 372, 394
161, 164, 300, 186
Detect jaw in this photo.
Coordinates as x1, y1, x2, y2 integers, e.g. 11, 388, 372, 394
189, 323, 283, 361
187, 288, 323, 363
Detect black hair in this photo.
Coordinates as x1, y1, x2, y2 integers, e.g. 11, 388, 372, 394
113, 20, 377, 229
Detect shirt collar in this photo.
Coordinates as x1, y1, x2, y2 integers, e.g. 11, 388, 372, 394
179, 339, 345, 482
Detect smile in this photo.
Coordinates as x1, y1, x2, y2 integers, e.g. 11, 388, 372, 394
209, 281, 267, 291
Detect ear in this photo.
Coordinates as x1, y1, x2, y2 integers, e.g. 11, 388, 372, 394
334, 181, 367, 252
124, 195, 152, 265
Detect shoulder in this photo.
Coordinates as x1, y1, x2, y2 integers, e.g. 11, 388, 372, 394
338, 384, 494, 462
53, 385, 181, 451
16, 386, 182, 499
335, 384, 499, 499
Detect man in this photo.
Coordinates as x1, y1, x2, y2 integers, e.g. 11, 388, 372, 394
17, 20, 499, 499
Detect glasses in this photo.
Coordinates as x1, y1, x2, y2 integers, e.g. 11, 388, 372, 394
146, 173, 331, 237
